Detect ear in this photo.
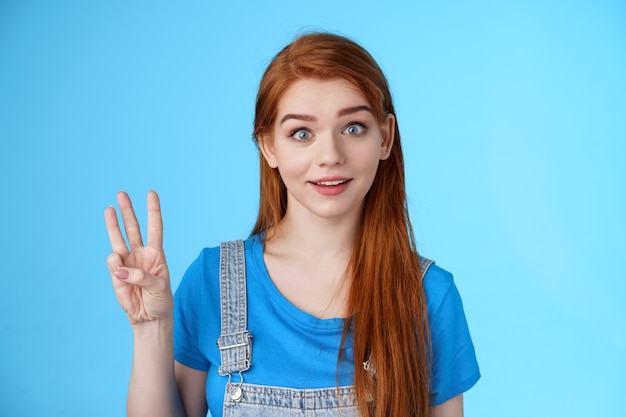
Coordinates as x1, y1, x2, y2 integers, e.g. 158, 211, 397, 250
379, 113, 395, 160
258, 133, 279, 168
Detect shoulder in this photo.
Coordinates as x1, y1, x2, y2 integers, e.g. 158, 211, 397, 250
422, 263, 455, 316
173, 245, 220, 316
175, 235, 264, 293
178, 245, 220, 288
421, 262, 471, 331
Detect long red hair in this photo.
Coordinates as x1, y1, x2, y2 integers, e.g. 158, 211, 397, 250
251, 33, 431, 417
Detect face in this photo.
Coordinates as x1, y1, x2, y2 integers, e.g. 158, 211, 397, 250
260, 78, 395, 223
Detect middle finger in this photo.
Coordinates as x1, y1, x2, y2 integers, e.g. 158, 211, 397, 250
117, 191, 144, 250
104, 206, 130, 257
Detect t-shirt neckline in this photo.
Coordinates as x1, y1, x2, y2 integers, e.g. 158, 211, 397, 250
248, 234, 347, 331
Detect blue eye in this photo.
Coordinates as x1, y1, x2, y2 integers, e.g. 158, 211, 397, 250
291, 129, 312, 141
343, 123, 366, 136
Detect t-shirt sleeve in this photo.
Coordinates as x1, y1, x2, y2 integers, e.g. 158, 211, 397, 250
425, 266, 481, 406
173, 249, 214, 371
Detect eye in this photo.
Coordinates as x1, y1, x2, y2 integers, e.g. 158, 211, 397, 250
343, 123, 367, 136
290, 129, 312, 141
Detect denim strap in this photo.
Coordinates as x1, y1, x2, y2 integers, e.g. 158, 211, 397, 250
418, 255, 434, 278
217, 240, 252, 376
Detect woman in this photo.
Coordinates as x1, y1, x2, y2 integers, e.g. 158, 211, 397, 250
105, 32, 480, 417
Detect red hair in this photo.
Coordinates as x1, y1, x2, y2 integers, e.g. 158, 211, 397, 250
251, 33, 431, 417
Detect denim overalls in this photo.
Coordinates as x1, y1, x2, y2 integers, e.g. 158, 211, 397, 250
216, 240, 433, 417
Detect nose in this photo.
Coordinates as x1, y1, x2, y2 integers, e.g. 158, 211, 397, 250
315, 132, 345, 167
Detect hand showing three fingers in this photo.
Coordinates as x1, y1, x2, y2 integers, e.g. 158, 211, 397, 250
104, 191, 173, 326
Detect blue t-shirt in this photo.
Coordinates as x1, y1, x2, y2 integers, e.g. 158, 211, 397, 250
174, 235, 480, 416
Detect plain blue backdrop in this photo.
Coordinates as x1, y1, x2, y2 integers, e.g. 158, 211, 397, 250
1, 1, 624, 416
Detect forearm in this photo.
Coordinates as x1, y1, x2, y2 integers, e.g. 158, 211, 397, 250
127, 318, 185, 417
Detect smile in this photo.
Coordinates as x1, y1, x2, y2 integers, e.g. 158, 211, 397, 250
311, 179, 349, 186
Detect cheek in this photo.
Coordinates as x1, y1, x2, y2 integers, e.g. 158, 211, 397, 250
274, 144, 309, 168
274, 155, 307, 183
354, 144, 384, 171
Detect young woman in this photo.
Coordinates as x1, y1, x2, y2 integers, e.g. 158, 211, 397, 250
105, 33, 480, 417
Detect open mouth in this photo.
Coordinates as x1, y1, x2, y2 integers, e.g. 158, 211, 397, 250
310, 179, 350, 186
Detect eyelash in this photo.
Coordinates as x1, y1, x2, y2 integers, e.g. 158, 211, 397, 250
343, 122, 368, 135
288, 122, 368, 141
289, 128, 312, 141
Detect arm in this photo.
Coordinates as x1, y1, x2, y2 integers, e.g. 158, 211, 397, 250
430, 394, 464, 417
127, 322, 208, 417
176, 361, 209, 417
105, 191, 206, 417
127, 318, 185, 416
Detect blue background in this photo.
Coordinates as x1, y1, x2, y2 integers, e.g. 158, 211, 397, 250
1, 1, 624, 416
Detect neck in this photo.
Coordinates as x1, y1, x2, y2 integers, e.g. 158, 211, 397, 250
262, 207, 359, 319
267, 208, 360, 257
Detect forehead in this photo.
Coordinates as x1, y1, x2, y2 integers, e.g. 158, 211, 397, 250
276, 78, 371, 115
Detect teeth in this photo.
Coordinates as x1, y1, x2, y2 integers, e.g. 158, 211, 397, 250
315, 180, 347, 186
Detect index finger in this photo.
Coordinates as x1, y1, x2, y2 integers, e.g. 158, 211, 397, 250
146, 190, 163, 249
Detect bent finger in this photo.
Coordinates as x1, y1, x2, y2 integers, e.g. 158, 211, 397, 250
113, 266, 170, 295
117, 191, 144, 250
146, 190, 163, 250
104, 207, 130, 257
106, 252, 124, 274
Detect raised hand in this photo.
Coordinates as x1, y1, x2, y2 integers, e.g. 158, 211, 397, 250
104, 191, 173, 326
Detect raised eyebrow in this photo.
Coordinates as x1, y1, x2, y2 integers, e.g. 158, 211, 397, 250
280, 106, 373, 125
337, 105, 374, 118
280, 114, 317, 125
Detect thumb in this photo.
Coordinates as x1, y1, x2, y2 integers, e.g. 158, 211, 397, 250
113, 266, 169, 294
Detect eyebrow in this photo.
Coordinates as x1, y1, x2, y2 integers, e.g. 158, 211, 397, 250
279, 105, 374, 125
337, 105, 373, 118
280, 113, 316, 125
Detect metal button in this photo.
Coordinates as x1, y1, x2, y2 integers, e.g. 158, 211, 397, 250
230, 386, 243, 402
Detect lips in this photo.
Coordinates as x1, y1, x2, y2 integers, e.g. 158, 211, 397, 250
311, 179, 349, 186
308, 177, 352, 195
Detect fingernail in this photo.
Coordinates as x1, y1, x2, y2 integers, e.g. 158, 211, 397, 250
114, 267, 129, 280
